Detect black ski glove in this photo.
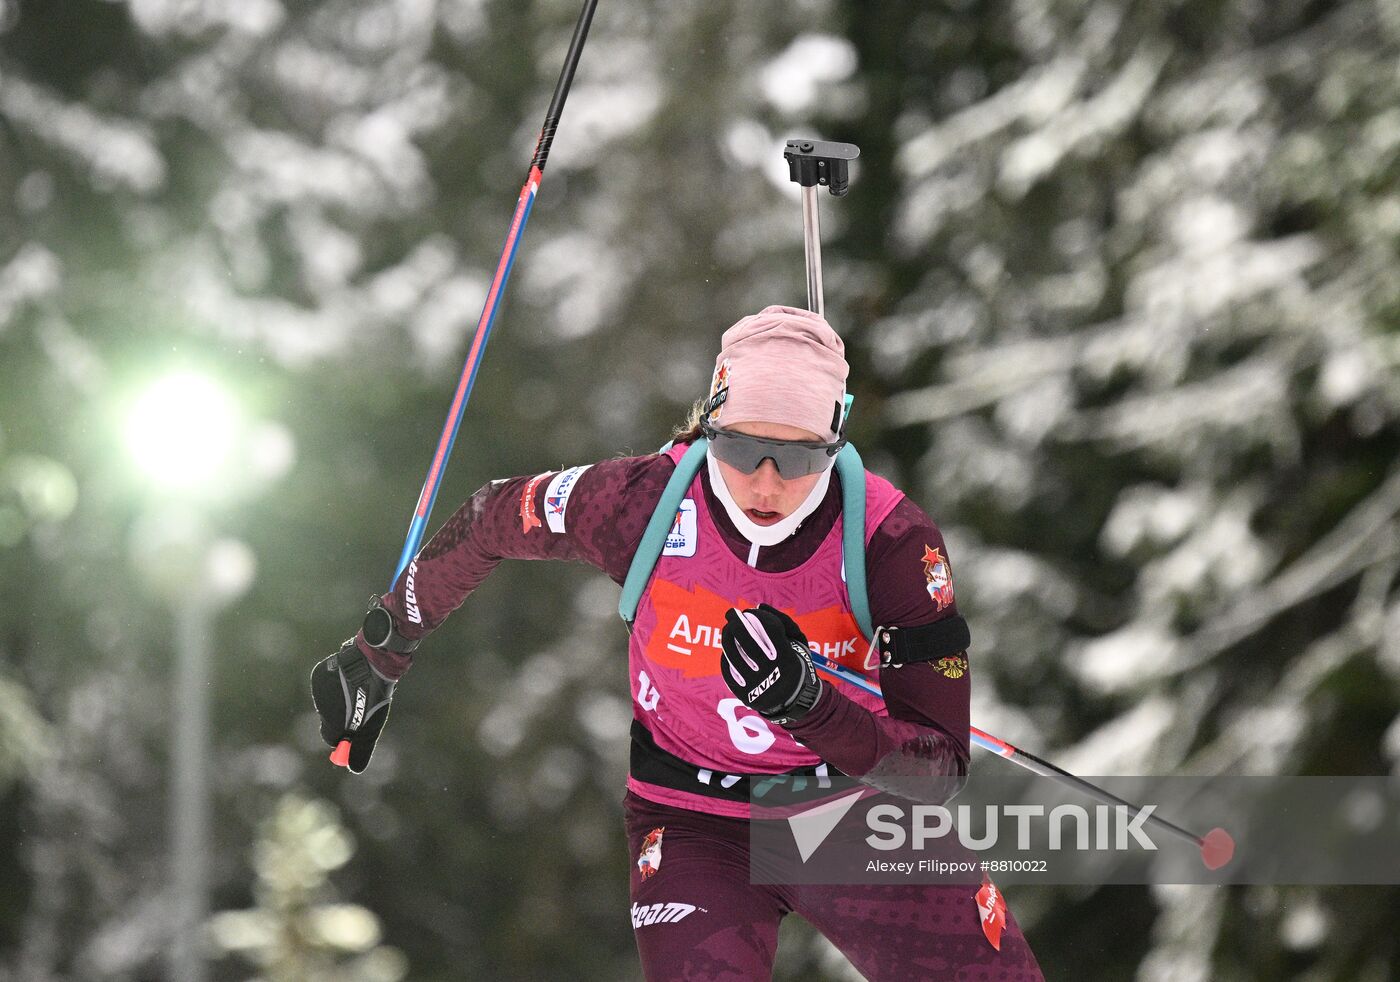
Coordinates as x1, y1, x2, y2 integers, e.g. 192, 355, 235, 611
720, 603, 823, 724
310, 637, 396, 774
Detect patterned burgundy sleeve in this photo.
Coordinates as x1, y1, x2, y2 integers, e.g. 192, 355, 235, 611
359, 453, 675, 678
866, 497, 971, 762
782, 497, 970, 798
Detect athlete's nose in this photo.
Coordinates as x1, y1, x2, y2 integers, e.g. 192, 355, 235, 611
751, 458, 784, 497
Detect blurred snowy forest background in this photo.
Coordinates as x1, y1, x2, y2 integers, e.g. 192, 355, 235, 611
2, 0, 1399, 978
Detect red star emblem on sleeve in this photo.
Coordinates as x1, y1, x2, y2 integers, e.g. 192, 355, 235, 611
921, 544, 956, 611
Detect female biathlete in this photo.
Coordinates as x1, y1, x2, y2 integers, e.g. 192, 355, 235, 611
312, 305, 1044, 980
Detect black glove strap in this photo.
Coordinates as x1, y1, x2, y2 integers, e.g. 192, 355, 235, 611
767, 635, 817, 722
767, 662, 821, 725
876, 615, 971, 668
334, 640, 376, 688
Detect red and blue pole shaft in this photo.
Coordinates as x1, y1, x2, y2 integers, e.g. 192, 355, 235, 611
809, 651, 1234, 869
390, 0, 600, 590
332, 0, 598, 772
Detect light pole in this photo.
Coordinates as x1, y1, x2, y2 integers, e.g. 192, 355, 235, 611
124, 371, 285, 982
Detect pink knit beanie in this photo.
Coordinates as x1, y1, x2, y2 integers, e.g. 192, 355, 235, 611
705, 305, 849, 442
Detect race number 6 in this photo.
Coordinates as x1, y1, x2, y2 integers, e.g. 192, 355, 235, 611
717, 698, 775, 754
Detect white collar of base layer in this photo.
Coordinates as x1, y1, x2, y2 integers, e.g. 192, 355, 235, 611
706, 451, 832, 565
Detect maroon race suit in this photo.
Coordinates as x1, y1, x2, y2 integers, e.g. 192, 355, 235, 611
360, 450, 1043, 980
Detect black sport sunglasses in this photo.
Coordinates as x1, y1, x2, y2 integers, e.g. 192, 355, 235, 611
700, 420, 846, 479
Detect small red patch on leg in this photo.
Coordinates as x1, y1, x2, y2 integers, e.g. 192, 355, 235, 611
975, 875, 1007, 951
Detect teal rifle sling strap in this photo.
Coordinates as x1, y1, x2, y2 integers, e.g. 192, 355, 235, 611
618, 438, 874, 643
835, 444, 873, 641
618, 438, 710, 629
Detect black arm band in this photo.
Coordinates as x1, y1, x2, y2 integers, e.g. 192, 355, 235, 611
875, 616, 971, 668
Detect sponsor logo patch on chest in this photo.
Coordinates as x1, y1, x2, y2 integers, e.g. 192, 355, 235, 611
662, 499, 698, 557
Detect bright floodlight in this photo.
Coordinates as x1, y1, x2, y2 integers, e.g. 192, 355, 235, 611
126, 372, 241, 493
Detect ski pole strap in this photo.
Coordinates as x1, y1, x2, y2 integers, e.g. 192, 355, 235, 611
619, 438, 710, 629
835, 444, 872, 640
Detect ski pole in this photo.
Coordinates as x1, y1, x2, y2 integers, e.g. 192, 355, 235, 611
965, 723, 1235, 870
808, 652, 1235, 870
389, 0, 600, 590
333, 0, 600, 770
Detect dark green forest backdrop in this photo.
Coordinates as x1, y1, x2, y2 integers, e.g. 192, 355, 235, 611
2, 0, 1399, 978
